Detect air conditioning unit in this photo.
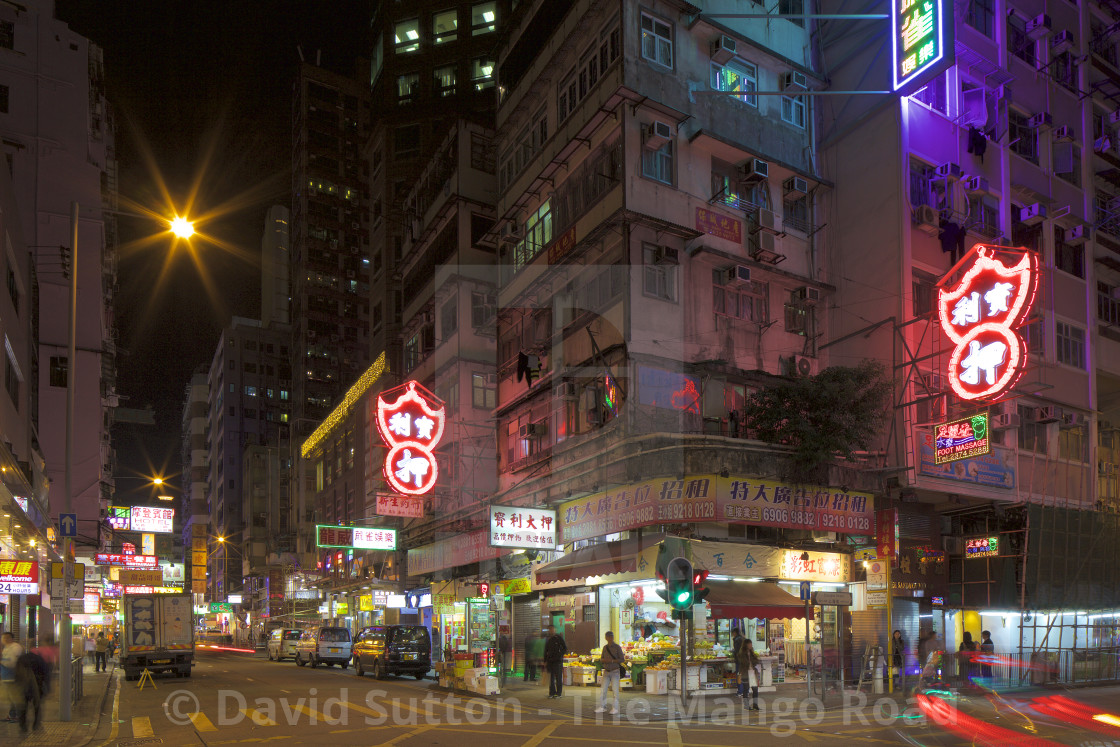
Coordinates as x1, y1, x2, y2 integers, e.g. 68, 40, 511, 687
586, 408, 603, 426
1111, 110, 1120, 126
719, 264, 752, 286
557, 381, 578, 400
791, 355, 814, 377
1050, 29, 1073, 53
755, 230, 779, 257
1020, 203, 1046, 225
519, 423, 547, 439
501, 223, 523, 244
1053, 125, 1074, 142
993, 413, 1021, 429
739, 158, 769, 182
1026, 13, 1051, 40
964, 176, 989, 195
935, 162, 962, 181
923, 372, 946, 392
1095, 136, 1113, 154
1061, 412, 1086, 428
915, 204, 940, 235
784, 176, 809, 195
811, 531, 837, 543
756, 208, 779, 234
485, 373, 498, 385
653, 247, 679, 265
1029, 111, 1053, 130
710, 34, 737, 64
943, 536, 964, 554
644, 120, 673, 150
1100, 462, 1118, 477
794, 286, 821, 304
1064, 225, 1089, 245
1035, 405, 1060, 423
781, 71, 808, 91
995, 84, 1013, 103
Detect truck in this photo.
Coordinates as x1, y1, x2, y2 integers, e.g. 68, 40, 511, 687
121, 593, 194, 680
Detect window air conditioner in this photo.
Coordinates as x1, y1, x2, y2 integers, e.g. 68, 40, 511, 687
1095, 136, 1113, 155
1049, 29, 1073, 53
1029, 111, 1053, 130
755, 230, 778, 257
653, 247, 680, 265
995, 84, 1012, 102
793, 286, 821, 304
644, 121, 673, 150
783, 176, 809, 195
1035, 405, 1060, 423
992, 413, 1021, 429
964, 176, 989, 195
1064, 225, 1088, 245
1061, 412, 1086, 428
915, 204, 940, 235
756, 208, 779, 234
1020, 203, 1046, 225
557, 381, 578, 400
501, 223, 523, 244
519, 423, 547, 439
935, 162, 962, 181
1026, 14, 1051, 40
710, 35, 737, 65
1053, 125, 1074, 142
781, 71, 808, 91
719, 264, 752, 286
739, 158, 769, 182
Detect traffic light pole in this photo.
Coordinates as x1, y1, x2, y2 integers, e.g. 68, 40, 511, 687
679, 615, 688, 708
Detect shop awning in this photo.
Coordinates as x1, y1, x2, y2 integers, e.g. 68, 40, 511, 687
705, 580, 814, 620
535, 535, 663, 584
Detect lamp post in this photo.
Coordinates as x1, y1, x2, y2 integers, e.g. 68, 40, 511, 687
60, 204, 193, 720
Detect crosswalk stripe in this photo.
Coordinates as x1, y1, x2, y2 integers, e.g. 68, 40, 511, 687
240, 707, 278, 726
189, 711, 218, 732
292, 703, 335, 723
344, 700, 387, 720
132, 716, 154, 738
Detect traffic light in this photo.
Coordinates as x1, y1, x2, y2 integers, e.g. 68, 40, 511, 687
693, 569, 710, 605
665, 556, 694, 611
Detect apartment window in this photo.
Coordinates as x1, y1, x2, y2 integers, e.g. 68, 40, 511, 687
404, 333, 421, 371
965, 0, 994, 37
1008, 110, 1038, 164
710, 58, 757, 106
472, 57, 494, 90
513, 200, 552, 270
280, 389, 289, 401
1008, 15, 1036, 66
471, 291, 495, 327
395, 19, 420, 53
783, 196, 810, 232
397, 72, 420, 105
245, 385, 258, 397
6, 266, 17, 315
433, 9, 458, 43
642, 243, 677, 302
394, 125, 421, 159
558, 22, 620, 122
1054, 226, 1084, 278
1096, 191, 1120, 237
908, 158, 935, 207
640, 12, 672, 68
1058, 427, 1088, 462
434, 65, 457, 97
1052, 52, 1077, 92
781, 95, 805, 128
1054, 142, 1080, 187
913, 271, 937, 316
784, 304, 815, 346
0, 20, 12, 50
779, 0, 804, 27
471, 2, 496, 35
0, 84, 8, 114
640, 125, 673, 184
441, 298, 457, 338
371, 34, 384, 85
471, 372, 495, 409
1011, 209, 1043, 251
49, 356, 67, 388
910, 72, 947, 113
1018, 404, 1048, 453
1056, 321, 1086, 369
713, 270, 768, 322
966, 194, 1000, 238
1022, 317, 1044, 356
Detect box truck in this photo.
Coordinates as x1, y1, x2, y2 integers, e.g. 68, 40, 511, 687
121, 593, 194, 680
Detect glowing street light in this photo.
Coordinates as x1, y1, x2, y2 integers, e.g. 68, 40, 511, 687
169, 216, 195, 239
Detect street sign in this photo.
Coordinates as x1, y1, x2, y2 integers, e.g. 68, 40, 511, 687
119, 568, 163, 586
799, 581, 811, 601
59, 513, 77, 537
812, 590, 853, 606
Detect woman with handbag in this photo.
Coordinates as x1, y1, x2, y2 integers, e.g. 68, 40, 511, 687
736, 639, 761, 710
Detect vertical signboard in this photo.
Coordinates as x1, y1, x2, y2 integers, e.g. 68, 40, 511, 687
893, 0, 951, 93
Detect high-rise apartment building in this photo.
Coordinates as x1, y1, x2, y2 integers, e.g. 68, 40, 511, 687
261, 205, 291, 328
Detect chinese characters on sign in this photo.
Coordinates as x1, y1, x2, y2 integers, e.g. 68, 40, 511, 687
892, 0, 946, 91
489, 506, 559, 550
375, 381, 446, 495
375, 492, 425, 519
316, 525, 398, 550
934, 413, 990, 464
547, 226, 578, 264
95, 554, 158, 567
938, 245, 1039, 401
965, 536, 999, 558
107, 506, 131, 530
558, 475, 874, 543
695, 207, 743, 244
129, 506, 175, 533
0, 560, 39, 595
876, 508, 898, 564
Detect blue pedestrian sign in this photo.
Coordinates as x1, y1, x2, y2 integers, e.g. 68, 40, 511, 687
799, 581, 811, 601
59, 513, 77, 537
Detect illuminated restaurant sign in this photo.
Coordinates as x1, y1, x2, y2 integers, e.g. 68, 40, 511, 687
893, 0, 947, 91
375, 381, 446, 495
316, 525, 398, 551
95, 553, 159, 567
938, 245, 1039, 401
0, 560, 39, 595
965, 536, 999, 558
934, 412, 990, 464
130, 506, 175, 533
489, 506, 559, 550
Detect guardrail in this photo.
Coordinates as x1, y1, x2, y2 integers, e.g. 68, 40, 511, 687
71, 655, 83, 703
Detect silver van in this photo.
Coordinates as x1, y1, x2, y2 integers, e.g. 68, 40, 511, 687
267, 629, 302, 661
294, 626, 352, 667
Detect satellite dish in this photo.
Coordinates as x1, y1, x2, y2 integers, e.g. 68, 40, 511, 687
797, 357, 813, 376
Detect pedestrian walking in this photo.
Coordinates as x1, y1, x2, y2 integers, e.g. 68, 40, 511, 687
14, 649, 46, 734
958, 631, 978, 684
95, 632, 109, 672
497, 627, 512, 687
29, 636, 56, 696
2, 632, 23, 722
523, 632, 538, 681
84, 634, 95, 665
979, 630, 994, 679
731, 629, 745, 696
543, 625, 567, 699
736, 638, 761, 710
594, 631, 625, 715
891, 630, 906, 691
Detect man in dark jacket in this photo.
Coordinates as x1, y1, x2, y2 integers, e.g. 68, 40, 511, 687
15, 650, 46, 733
731, 629, 746, 695
543, 625, 567, 698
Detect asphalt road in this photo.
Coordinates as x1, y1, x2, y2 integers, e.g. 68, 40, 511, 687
85, 648, 1120, 747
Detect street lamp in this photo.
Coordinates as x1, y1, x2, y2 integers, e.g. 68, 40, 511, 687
169, 216, 194, 239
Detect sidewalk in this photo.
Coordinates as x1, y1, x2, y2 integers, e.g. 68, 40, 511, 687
0, 659, 116, 746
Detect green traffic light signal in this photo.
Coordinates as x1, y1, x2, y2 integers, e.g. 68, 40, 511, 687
665, 556, 694, 612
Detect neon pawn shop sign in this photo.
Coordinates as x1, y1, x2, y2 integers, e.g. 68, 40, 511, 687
375, 380, 446, 495
938, 244, 1039, 401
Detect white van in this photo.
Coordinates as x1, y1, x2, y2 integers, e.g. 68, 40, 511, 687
267, 629, 302, 661
294, 626, 352, 667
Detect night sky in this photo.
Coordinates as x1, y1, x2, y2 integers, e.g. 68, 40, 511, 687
54, 1, 368, 500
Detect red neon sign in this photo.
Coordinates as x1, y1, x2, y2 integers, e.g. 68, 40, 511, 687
375, 381, 446, 495
937, 244, 1039, 401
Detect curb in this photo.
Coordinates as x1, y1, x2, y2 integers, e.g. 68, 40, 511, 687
73, 664, 118, 747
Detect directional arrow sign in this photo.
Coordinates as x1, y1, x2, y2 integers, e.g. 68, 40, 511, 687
59, 513, 77, 537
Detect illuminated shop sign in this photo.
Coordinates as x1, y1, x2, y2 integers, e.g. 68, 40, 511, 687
96, 554, 159, 567
375, 381, 446, 495
489, 505, 559, 550
130, 506, 175, 533
965, 536, 998, 558
934, 413, 990, 464
107, 506, 131, 530
893, 0, 947, 91
0, 560, 39, 595
316, 525, 398, 551
938, 245, 1039, 401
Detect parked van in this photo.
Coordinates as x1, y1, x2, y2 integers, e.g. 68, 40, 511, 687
294, 626, 352, 668
351, 625, 431, 679
267, 629, 302, 661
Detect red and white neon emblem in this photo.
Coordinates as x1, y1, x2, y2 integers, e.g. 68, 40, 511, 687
375, 381, 446, 495
937, 244, 1039, 401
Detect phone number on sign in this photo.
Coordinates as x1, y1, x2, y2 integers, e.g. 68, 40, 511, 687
724, 504, 871, 532
656, 501, 716, 521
